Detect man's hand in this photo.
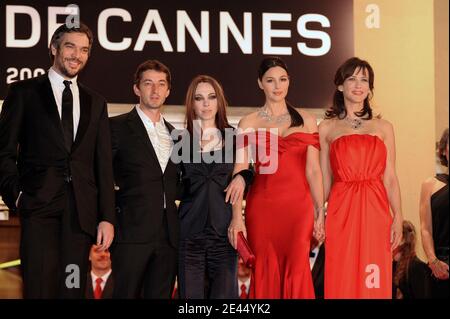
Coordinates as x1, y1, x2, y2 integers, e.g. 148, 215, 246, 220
97, 221, 114, 251
15, 191, 22, 208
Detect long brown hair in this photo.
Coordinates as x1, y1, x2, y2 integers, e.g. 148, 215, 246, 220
437, 128, 449, 167
184, 75, 232, 137
394, 220, 417, 286
325, 57, 375, 120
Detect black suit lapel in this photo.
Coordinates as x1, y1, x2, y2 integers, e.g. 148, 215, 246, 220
85, 273, 94, 299
72, 84, 91, 152
102, 275, 114, 299
163, 118, 181, 177
127, 108, 161, 171
163, 118, 175, 135
38, 75, 67, 153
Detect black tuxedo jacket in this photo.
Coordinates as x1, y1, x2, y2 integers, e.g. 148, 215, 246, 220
110, 108, 179, 247
85, 272, 114, 299
178, 135, 235, 240
0, 74, 115, 236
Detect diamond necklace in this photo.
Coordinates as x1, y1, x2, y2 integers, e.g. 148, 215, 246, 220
258, 106, 291, 124
344, 116, 363, 130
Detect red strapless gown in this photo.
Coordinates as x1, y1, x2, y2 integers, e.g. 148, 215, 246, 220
244, 131, 319, 299
325, 134, 393, 299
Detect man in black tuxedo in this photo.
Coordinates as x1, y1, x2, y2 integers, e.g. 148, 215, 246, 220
0, 23, 115, 298
111, 60, 179, 298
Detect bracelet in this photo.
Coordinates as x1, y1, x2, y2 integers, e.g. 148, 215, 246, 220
429, 257, 439, 266
233, 169, 254, 187
314, 206, 326, 214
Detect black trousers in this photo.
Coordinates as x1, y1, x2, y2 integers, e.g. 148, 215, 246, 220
112, 214, 177, 299
19, 183, 92, 299
178, 231, 238, 299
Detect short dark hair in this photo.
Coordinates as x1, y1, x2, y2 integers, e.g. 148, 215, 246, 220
49, 22, 94, 62
133, 60, 172, 89
438, 128, 449, 167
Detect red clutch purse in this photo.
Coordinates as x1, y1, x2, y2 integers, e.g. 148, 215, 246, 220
237, 231, 255, 269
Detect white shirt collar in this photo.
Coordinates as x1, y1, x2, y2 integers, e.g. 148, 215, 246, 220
91, 269, 112, 283
48, 67, 78, 88
136, 105, 165, 129
238, 277, 251, 287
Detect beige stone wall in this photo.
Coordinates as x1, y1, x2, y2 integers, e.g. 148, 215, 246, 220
434, 0, 449, 139
354, 0, 437, 260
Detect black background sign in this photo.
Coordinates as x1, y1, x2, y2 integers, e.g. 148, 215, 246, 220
0, 0, 354, 107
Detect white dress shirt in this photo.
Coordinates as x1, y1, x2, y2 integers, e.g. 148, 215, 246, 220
91, 269, 112, 292
309, 246, 320, 270
48, 67, 80, 139
135, 105, 173, 173
136, 106, 173, 208
238, 277, 251, 295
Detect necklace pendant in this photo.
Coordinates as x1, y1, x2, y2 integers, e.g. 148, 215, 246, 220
345, 116, 363, 130
258, 106, 290, 124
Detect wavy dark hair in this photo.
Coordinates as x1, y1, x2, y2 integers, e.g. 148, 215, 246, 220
258, 56, 303, 128
437, 128, 449, 167
49, 22, 93, 62
184, 75, 232, 137
325, 57, 375, 120
393, 221, 417, 287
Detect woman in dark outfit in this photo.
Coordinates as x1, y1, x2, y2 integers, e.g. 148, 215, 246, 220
177, 75, 251, 298
393, 220, 431, 299
420, 128, 449, 298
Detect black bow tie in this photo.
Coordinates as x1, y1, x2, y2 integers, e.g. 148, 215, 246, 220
309, 251, 316, 258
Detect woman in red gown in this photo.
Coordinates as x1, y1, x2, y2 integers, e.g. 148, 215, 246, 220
319, 57, 404, 299
228, 57, 325, 299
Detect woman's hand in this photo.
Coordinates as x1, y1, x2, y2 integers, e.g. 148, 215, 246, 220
228, 216, 247, 249
224, 174, 245, 204
429, 259, 449, 280
313, 212, 325, 243
390, 215, 403, 251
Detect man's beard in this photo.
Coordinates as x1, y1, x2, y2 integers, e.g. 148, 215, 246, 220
56, 56, 85, 78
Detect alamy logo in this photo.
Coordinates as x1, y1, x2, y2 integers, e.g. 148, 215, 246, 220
65, 264, 80, 289
365, 264, 380, 289
170, 121, 280, 174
